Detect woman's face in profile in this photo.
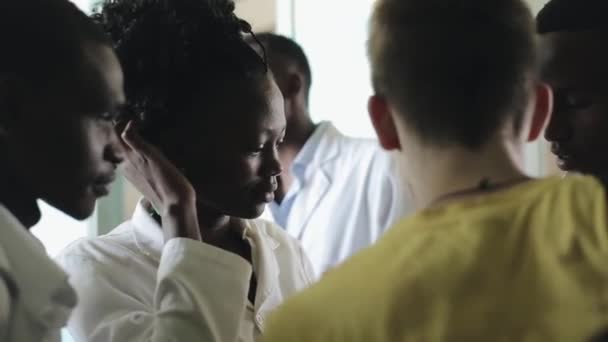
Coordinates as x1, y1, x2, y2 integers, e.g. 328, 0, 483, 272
175, 75, 286, 218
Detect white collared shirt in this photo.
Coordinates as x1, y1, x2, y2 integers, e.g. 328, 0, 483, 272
0, 204, 76, 342
56, 202, 315, 342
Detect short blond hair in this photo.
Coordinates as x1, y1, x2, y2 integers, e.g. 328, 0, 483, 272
368, 0, 537, 149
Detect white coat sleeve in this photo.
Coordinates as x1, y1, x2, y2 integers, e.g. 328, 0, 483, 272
60, 238, 253, 342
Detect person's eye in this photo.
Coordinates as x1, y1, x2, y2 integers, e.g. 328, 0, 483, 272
249, 145, 264, 156
98, 111, 119, 122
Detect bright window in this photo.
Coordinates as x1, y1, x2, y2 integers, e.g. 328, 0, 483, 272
283, 0, 377, 138
31, 202, 91, 257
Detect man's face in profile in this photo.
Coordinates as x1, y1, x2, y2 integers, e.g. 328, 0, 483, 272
541, 31, 608, 182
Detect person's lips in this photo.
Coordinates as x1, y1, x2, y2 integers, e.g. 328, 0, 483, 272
91, 173, 116, 197
255, 181, 278, 203
263, 191, 275, 203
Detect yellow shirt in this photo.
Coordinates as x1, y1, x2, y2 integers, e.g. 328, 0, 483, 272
264, 176, 608, 342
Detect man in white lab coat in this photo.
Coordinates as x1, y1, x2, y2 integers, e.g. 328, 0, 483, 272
255, 34, 412, 275
0, 1, 126, 341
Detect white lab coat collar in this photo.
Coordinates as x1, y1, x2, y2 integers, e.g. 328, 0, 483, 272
130, 201, 284, 326
244, 220, 283, 319
130, 201, 165, 261
286, 122, 341, 239
0, 204, 76, 330
297, 121, 340, 171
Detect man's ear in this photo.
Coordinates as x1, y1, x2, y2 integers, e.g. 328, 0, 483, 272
368, 94, 401, 150
283, 72, 304, 100
527, 82, 553, 142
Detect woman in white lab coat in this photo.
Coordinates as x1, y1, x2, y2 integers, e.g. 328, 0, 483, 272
56, 1, 315, 341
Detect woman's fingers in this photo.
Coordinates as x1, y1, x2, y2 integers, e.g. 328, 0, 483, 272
120, 120, 147, 153
121, 120, 169, 163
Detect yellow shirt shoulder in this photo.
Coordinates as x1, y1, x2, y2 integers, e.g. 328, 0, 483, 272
264, 176, 608, 342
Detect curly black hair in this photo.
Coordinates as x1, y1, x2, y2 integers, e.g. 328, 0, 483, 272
93, 0, 269, 145
0, 0, 109, 85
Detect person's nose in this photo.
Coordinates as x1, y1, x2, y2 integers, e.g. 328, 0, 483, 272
104, 130, 125, 166
264, 147, 283, 177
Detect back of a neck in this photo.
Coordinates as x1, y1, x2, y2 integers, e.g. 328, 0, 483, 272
406, 138, 529, 209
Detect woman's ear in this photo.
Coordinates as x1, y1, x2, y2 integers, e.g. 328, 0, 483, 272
368, 95, 401, 150
527, 82, 553, 142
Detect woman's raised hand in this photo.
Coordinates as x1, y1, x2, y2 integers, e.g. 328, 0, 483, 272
119, 121, 202, 242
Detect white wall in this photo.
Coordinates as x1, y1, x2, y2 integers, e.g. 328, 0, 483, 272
235, 0, 277, 32
528, 0, 550, 13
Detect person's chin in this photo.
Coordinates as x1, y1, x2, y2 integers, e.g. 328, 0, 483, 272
44, 195, 97, 221
556, 159, 572, 172
69, 194, 98, 220
69, 207, 96, 221
235, 202, 267, 220
555, 155, 579, 173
